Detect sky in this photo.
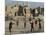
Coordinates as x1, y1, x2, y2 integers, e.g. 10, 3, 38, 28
5, 0, 44, 9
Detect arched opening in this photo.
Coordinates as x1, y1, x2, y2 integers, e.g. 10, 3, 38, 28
15, 12, 16, 16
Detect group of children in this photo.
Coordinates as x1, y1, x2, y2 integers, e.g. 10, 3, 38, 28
29, 17, 41, 32
9, 15, 42, 32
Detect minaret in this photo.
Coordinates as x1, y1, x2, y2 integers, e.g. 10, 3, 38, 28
23, 1, 28, 16
24, 1, 28, 7
15, 1, 19, 16
23, 1, 30, 17
16, 1, 19, 7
